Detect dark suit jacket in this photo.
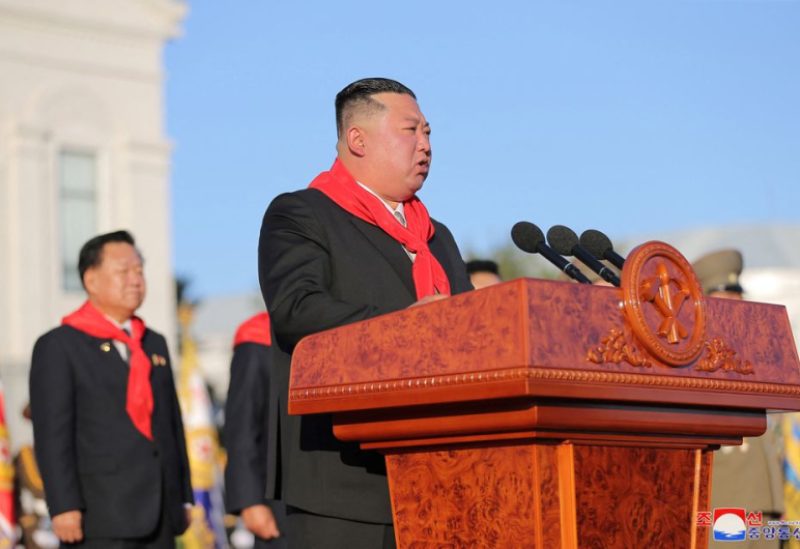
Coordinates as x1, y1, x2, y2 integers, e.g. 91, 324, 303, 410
224, 341, 287, 548
29, 325, 193, 540
258, 187, 472, 524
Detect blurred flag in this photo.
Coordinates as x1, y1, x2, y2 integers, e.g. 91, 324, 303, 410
0, 380, 16, 548
177, 306, 228, 549
784, 414, 800, 549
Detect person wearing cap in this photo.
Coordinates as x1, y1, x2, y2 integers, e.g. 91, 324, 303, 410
465, 259, 501, 289
694, 249, 784, 549
693, 249, 746, 299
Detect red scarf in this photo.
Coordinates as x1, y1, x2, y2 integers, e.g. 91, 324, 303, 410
309, 159, 450, 299
233, 312, 272, 347
62, 301, 153, 440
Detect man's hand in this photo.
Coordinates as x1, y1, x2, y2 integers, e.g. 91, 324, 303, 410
241, 504, 280, 540
52, 510, 83, 543
408, 294, 448, 308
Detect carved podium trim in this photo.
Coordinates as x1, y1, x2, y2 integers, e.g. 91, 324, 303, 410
289, 366, 800, 401
696, 338, 754, 374
586, 328, 653, 368
587, 328, 755, 376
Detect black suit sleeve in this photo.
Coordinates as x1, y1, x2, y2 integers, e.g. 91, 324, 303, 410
29, 333, 85, 516
224, 343, 271, 513
259, 192, 388, 350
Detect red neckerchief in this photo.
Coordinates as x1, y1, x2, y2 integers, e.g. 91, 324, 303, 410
309, 159, 450, 299
62, 301, 153, 440
233, 312, 271, 348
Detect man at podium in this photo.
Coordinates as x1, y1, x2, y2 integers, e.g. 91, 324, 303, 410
258, 78, 472, 548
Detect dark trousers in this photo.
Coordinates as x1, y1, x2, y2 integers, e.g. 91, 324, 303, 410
62, 517, 175, 549
286, 506, 395, 549
63, 477, 179, 549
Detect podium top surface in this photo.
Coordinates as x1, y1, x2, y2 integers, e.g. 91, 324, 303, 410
289, 278, 800, 415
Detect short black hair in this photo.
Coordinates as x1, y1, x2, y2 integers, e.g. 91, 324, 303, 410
335, 78, 417, 138
78, 230, 137, 287
466, 259, 500, 276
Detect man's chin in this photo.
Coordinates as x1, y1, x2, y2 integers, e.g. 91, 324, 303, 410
408, 177, 426, 196
125, 297, 145, 314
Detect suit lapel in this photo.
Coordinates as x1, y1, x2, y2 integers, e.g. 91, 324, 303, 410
347, 216, 417, 298
69, 329, 129, 399
429, 230, 455, 281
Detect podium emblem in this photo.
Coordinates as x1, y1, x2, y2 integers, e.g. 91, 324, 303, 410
621, 241, 706, 366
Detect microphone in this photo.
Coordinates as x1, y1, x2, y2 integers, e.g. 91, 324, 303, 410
511, 222, 592, 284
547, 225, 621, 287
579, 229, 626, 270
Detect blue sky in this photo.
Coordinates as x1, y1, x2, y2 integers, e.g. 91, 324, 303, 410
166, 1, 800, 298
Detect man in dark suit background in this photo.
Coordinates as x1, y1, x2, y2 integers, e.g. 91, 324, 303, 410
465, 259, 502, 289
259, 77, 472, 548
224, 312, 287, 548
29, 230, 193, 548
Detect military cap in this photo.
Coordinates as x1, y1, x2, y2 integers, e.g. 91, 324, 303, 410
692, 249, 744, 296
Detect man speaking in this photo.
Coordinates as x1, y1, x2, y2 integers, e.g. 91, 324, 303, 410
258, 78, 472, 548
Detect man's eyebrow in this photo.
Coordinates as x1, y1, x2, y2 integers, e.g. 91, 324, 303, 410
402, 116, 430, 127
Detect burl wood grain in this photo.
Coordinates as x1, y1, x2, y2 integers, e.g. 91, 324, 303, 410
385, 441, 713, 549
292, 279, 528, 389
387, 443, 538, 548
571, 445, 706, 548
538, 444, 563, 549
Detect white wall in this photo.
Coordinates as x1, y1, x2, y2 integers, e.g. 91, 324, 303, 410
0, 0, 186, 450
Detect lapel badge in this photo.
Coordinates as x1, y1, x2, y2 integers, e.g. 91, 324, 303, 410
100, 342, 112, 352
151, 354, 167, 367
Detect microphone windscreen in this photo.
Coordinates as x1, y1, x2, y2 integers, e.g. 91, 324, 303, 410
546, 225, 579, 256
580, 229, 613, 257
511, 222, 545, 253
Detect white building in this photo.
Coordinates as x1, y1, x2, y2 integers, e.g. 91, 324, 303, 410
0, 0, 186, 449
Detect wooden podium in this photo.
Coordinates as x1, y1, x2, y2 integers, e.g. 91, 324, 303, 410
288, 242, 800, 548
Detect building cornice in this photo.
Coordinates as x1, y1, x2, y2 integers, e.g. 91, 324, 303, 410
0, 0, 187, 41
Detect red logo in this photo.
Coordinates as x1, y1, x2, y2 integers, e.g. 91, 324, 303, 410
696, 511, 712, 527
746, 512, 763, 527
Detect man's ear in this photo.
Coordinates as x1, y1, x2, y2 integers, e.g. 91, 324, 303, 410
346, 126, 366, 157
83, 269, 98, 295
